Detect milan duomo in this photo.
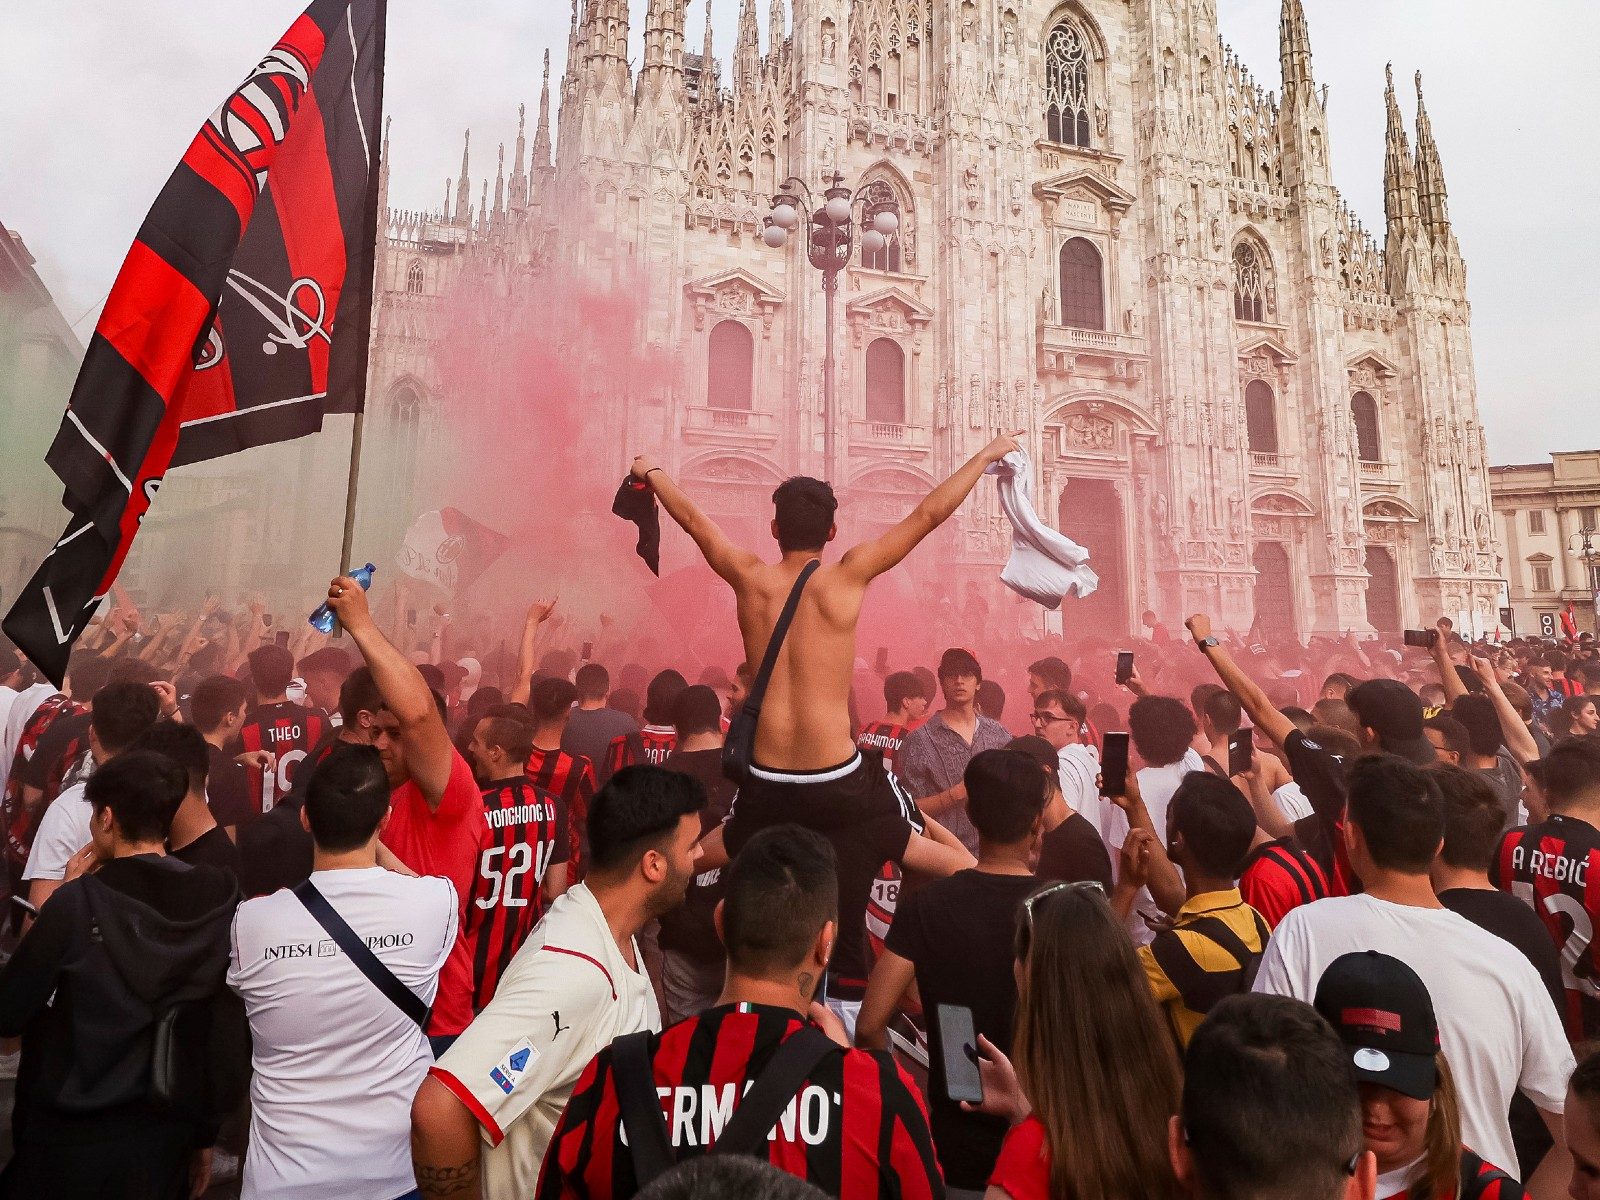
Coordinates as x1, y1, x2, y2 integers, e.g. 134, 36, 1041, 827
367, 0, 1502, 639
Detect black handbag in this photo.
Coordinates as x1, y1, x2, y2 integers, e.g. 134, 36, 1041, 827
722, 560, 820, 785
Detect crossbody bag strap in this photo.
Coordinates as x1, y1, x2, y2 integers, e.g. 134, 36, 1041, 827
740, 560, 821, 722
714, 1026, 839, 1157
611, 1030, 675, 1188
292, 879, 430, 1028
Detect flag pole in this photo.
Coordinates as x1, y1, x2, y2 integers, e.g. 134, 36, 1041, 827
338, 411, 366, 577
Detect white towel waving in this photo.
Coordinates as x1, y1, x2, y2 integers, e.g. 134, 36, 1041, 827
984, 449, 1099, 610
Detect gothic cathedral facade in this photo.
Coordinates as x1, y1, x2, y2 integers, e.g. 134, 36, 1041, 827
365, 0, 1504, 638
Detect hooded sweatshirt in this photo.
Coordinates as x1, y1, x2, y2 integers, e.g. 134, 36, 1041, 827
0, 854, 241, 1138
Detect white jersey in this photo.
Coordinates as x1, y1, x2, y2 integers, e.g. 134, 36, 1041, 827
228, 867, 458, 1200
22, 781, 91, 882
430, 883, 660, 1200
1255, 893, 1572, 1173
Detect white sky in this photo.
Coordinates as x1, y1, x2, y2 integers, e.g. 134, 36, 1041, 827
2, 0, 1595, 463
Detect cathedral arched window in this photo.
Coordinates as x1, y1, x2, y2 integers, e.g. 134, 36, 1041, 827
865, 338, 906, 425
1234, 243, 1267, 322
1059, 238, 1105, 331
1352, 392, 1381, 463
859, 180, 902, 273
405, 261, 424, 295
1245, 380, 1279, 455
1044, 20, 1092, 147
707, 320, 754, 411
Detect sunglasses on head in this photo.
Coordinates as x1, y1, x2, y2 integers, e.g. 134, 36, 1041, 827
1022, 879, 1106, 930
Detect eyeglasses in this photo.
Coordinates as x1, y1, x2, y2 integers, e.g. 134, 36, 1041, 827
1030, 711, 1073, 726
1022, 880, 1106, 929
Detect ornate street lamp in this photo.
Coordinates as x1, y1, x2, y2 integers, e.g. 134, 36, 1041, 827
763, 171, 900, 477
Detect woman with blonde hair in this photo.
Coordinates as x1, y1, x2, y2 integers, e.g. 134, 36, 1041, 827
969, 880, 1181, 1200
1314, 950, 1525, 1200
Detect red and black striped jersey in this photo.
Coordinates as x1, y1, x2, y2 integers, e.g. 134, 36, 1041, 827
229, 701, 329, 819
603, 725, 678, 780
1492, 814, 1600, 1040
527, 746, 597, 883
1384, 1148, 1523, 1200
465, 777, 568, 1013
1239, 838, 1331, 929
535, 1002, 944, 1200
857, 721, 910, 772
2, 695, 83, 868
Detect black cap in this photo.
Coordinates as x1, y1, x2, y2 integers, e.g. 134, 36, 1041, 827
1348, 679, 1436, 766
1314, 951, 1439, 1101
1005, 735, 1057, 772
938, 647, 983, 682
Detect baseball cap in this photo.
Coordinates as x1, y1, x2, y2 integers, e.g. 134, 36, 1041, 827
938, 647, 983, 681
1313, 951, 1439, 1101
1347, 679, 1436, 766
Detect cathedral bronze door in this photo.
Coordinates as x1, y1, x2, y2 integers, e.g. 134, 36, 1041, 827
1252, 542, 1294, 640
1365, 545, 1402, 633
1059, 478, 1127, 635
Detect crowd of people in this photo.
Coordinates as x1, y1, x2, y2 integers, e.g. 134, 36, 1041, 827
2, 438, 1600, 1200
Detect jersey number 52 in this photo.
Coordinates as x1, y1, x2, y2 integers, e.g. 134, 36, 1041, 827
477, 841, 556, 910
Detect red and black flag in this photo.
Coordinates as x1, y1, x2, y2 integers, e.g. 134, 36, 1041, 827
3, 0, 386, 685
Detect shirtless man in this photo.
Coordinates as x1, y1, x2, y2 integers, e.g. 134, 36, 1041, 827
629, 432, 1019, 1030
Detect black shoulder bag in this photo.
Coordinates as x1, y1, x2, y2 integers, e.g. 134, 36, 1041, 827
612, 1024, 838, 1189
722, 560, 820, 785
293, 878, 430, 1027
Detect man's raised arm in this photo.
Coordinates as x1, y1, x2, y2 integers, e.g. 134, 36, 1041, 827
326, 577, 455, 809
632, 456, 759, 583
1185, 613, 1296, 751
839, 431, 1022, 584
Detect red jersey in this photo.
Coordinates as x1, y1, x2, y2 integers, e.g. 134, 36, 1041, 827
2, 695, 82, 869
465, 777, 568, 1012
1384, 1149, 1522, 1200
604, 725, 678, 778
230, 701, 329, 818
527, 746, 597, 882
381, 748, 484, 1036
536, 1003, 943, 1200
857, 720, 910, 771
1239, 839, 1331, 929
1492, 814, 1600, 1039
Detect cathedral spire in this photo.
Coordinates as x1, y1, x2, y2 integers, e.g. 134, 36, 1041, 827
377, 115, 391, 215
769, 0, 787, 53
509, 103, 527, 209
492, 142, 505, 227
734, 0, 760, 92
454, 130, 472, 227
1414, 71, 1452, 242
642, 0, 686, 89
699, 0, 718, 106
1279, 0, 1314, 99
533, 49, 554, 171
1382, 65, 1421, 236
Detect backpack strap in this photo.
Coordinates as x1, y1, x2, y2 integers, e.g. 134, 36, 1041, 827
612, 1030, 674, 1189
1149, 912, 1267, 1016
714, 1026, 839, 1157
292, 879, 429, 1027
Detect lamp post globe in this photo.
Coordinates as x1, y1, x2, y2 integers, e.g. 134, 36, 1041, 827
861, 229, 887, 256
762, 223, 789, 248
823, 195, 853, 225
872, 209, 899, 236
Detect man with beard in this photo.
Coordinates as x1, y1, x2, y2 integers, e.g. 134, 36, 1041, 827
411, 766, 705, 1200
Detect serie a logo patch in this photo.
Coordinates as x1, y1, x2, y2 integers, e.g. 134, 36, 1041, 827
490, 1038, 537, 1095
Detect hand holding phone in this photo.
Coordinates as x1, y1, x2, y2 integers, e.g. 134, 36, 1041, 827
1403, 629, 1438, 649
1100, 732, 1131, 798
1228, 727, 1253, 777
936, 1005, 984, 1105
1115, 651, 1134, 686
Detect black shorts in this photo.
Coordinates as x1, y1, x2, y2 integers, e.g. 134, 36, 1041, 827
725, 752, 924, 992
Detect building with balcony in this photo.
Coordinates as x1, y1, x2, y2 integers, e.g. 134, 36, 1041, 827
1491, 452, 1600, 638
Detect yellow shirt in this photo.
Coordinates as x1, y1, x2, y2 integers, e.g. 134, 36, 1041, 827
1138, 888, 1268, 1048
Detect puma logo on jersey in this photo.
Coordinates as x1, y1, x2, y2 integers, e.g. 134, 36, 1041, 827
553, 1011, 570, 1037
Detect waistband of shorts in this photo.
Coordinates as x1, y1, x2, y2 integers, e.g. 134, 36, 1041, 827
749, 753, 863, 785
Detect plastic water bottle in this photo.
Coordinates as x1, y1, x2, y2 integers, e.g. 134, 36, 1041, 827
309, 563, 376, 634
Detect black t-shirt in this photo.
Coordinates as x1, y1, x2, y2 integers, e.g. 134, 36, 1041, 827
19, 712, 91, 793
235, 792, 314, 898
885, 868, 1038, 1189
1036, 812, 1113, 890
724, 756, 918, 992
173, 825, 242, 880
206, 744, 255, 830
1439, 887, 1564, 1019
658, 748, 737, 963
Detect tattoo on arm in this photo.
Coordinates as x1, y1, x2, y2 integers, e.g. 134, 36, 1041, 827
417, 1162, 479, 1198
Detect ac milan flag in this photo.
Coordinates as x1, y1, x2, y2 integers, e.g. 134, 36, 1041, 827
396, 509, 510, 596
3, 0, 386, 685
